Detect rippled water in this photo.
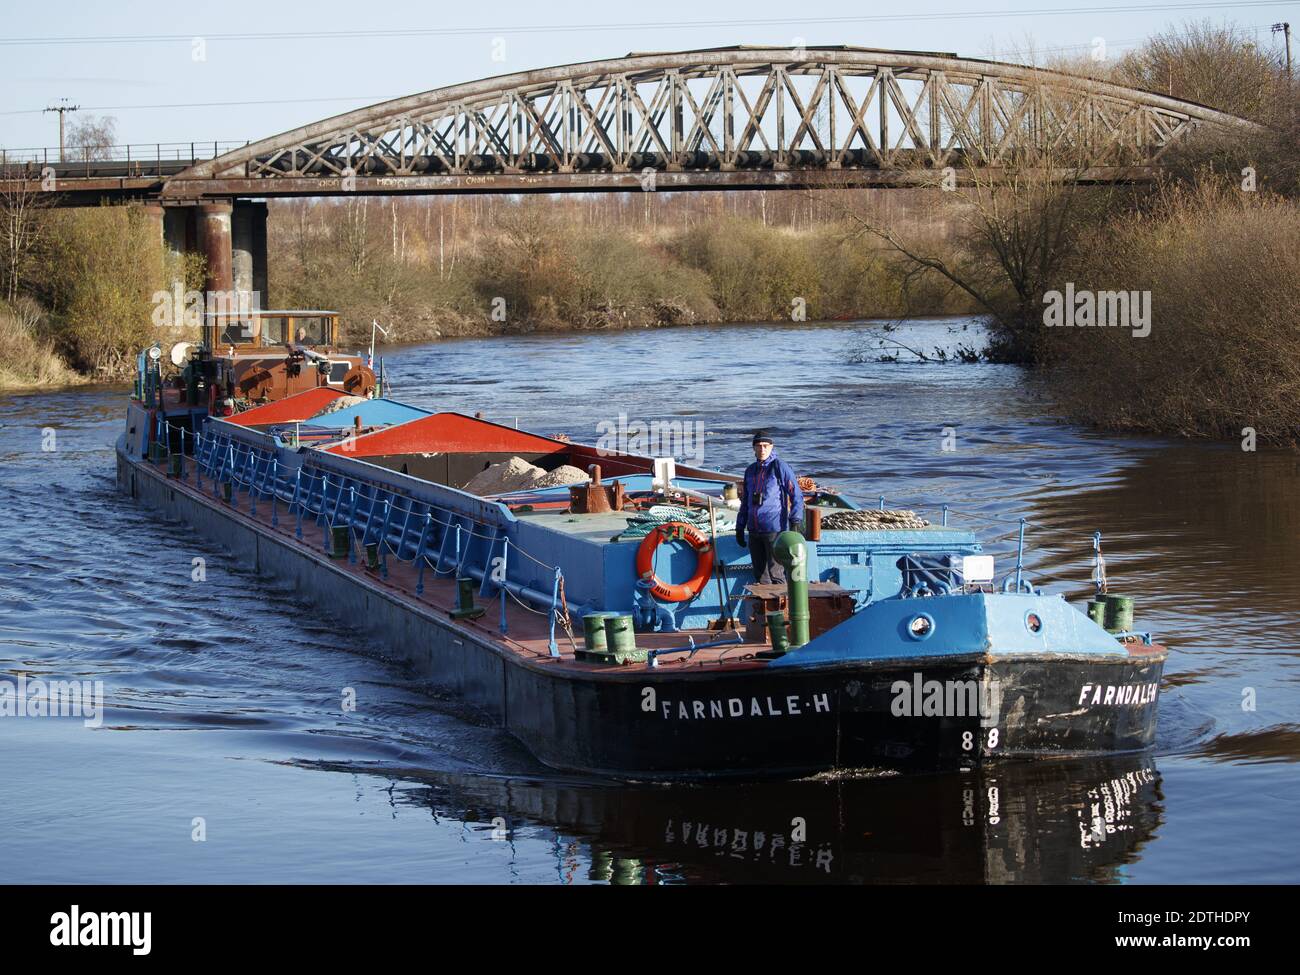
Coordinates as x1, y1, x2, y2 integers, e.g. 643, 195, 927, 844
2, 319, 1297, 883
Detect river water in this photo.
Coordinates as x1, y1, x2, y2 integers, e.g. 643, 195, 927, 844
2, 318, 1297, 884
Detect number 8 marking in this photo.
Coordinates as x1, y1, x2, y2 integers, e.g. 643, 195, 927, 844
961, 731, 974, 751
988, 728, 999, 749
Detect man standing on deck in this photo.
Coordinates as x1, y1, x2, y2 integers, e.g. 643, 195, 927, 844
736, 431, 804, 584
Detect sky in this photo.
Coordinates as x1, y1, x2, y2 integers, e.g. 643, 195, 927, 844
1, 0, 1295, 152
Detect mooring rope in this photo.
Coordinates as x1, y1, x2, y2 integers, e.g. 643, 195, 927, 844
821, 508, 931, 531
614, 503, 728, 541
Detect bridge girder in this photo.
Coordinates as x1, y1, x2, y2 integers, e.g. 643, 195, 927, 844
171, 45, 1255, 195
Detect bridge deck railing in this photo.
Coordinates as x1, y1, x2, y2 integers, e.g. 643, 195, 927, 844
0, 141, 247, 177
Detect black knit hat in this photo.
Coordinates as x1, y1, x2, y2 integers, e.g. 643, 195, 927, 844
752, 430, 774, 446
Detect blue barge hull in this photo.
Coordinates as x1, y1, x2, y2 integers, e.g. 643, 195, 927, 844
116, 389, 1166, 780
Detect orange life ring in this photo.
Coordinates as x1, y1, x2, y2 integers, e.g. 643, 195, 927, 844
635, 521, 715, 603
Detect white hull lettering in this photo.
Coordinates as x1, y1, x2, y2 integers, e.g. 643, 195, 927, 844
654, 690, 835, 719
1077, 682, 1159, 708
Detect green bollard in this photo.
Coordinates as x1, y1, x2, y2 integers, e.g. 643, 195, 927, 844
365, 542, 380, 570
773, 530, 810, 648
450, 576, 485, 620
582, 613, 611, 653
602, 614, 646, 664
1087, 599, 1107, 626
766, 610, 790, 654
1103, 594, 1135, 633
329, 526, 351, 559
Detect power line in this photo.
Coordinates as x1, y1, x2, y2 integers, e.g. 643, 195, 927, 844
1000, 20, 1278, 56
0, 95, 396, 118
0, 22, 1281, 121
0, 2, 1291, 47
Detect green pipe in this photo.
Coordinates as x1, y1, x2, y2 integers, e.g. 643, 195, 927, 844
773, 530, 810, 647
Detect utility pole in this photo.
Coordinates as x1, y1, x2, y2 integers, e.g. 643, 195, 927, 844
1274, 23, 1293, 83
43, 99, 80, 162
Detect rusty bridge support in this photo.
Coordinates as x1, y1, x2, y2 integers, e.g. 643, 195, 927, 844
198, 201, 234, 296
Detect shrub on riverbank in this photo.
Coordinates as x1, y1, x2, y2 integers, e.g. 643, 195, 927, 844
25, 207, 165, 378
267, 197, 978, 346
1047, 183, 1300, 445
0, 299, 81, 389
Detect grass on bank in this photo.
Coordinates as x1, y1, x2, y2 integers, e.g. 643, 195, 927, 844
1048, 182, 1300, 446
0, 299, 83, 389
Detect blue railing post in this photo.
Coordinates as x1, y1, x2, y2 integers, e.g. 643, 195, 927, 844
433, 512, 453, 574
226, 445, 237, 507
316, 473, 331, 527
547, 568, 562, 657
878, 495, 885, 511
379, 500, 391, 580
415, 513, 432, 596
1015, 517, 1026, 591
321, 475, 333, 549
499, 537, 509, 635
270, 458, 279, 527
346, 487, 357, 562
248, 452, 258, 516
293, 469, 304, 538
329, 476, 345, 528
941, 504, 949, 527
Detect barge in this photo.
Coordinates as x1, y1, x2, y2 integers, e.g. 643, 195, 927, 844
116, 317, 1166, 780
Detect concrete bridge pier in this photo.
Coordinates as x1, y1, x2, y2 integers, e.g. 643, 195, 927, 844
161, 204, 195, 296
231, 200, 268, 310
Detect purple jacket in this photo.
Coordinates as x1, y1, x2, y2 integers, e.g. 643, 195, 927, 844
737, 451, 804, 535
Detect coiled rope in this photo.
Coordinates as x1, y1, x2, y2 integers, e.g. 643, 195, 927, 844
822, 508, 931, 531
613, 503, 732, 541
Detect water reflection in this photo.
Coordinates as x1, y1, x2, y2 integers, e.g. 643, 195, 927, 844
300, 755, 1163, 884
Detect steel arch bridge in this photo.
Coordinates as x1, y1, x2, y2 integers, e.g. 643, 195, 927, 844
169, 45, 1254, 198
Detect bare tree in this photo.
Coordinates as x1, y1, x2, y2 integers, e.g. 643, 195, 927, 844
813, 148, 1120, 362
339, 197, 370, 275
65, 115, 118, 162
0, 179, 52, 303
1114, 21, 1286, 121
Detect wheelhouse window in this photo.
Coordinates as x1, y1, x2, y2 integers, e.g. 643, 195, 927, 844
290, 316, 331, 347
218, 317, 257, 346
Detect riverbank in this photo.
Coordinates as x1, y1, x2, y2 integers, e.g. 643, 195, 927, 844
4, 189, 1297, 454
269, 198, 977, 345
0, 301, 86, 390
1046, 185, 1300, 447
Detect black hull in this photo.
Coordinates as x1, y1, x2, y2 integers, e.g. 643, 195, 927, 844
507, 654, 1163, 779
118, 446, 1164, 781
